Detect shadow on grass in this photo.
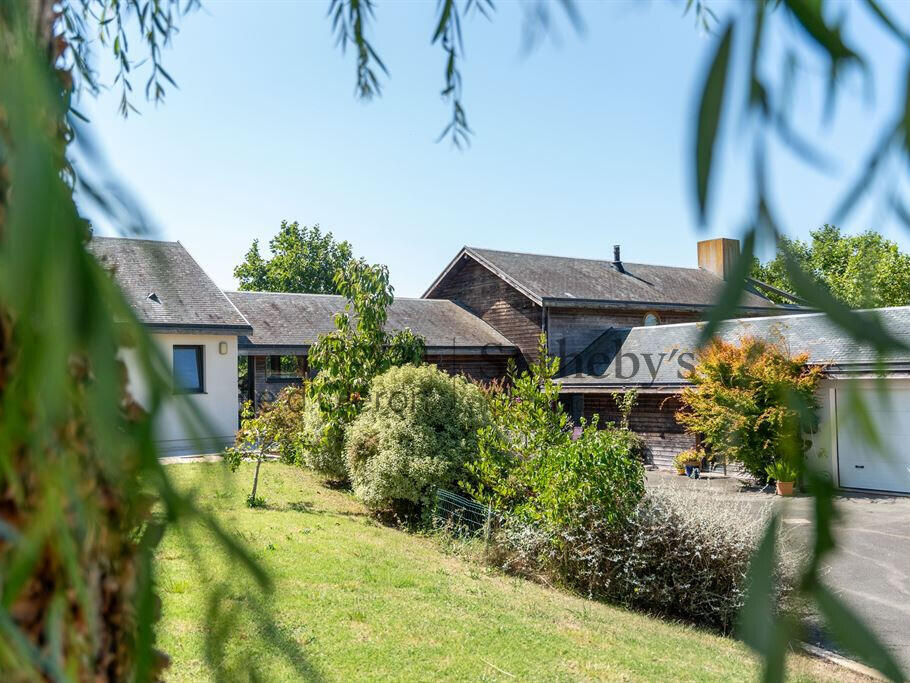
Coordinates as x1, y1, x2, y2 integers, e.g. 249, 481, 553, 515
203, 583, 325, 682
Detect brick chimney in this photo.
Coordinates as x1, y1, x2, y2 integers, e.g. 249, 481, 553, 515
697, 238, 740, 280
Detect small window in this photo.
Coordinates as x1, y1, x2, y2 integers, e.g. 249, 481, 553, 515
643, 312, 660, 326
266, 355, 304, 382
173, 345, 204, 393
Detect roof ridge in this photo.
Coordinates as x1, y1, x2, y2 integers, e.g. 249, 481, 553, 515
91, 235, 179, 245
225, 290, 452, 303
623, 305, 910, 332
466, 245, 706, 272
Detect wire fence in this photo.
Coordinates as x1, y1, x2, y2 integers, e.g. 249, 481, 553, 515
433, 488, 495, 539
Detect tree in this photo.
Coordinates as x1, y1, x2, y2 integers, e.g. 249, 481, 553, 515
234, 221, 356, 294
225, 389, 307, 507
751, 225, 910, 308
304, 260, 425, 479
676, 336, 823, 482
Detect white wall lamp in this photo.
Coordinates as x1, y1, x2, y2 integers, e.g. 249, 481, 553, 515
218, 341, 228, 355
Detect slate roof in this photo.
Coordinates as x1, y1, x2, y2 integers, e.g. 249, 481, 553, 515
425, 246, 781, 310
224, 291, 518, 352
556, 307, 910, 391
88, 237, 252, 333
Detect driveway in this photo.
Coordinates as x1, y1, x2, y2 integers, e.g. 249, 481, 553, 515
646, 471, 910, 672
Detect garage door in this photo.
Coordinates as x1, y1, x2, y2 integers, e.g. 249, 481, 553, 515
837, 387, 910, 493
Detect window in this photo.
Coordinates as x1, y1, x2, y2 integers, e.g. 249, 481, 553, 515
643, 312, 660, 326
266, 355, 305, 382
173, 345, 204, 393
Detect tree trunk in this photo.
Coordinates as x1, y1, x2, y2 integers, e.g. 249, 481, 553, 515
251, 456, 263, 503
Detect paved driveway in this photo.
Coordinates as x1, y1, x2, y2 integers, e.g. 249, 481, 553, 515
646, 471, 910, 672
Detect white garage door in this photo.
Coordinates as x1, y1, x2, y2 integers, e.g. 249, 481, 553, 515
837, 387, 910, 494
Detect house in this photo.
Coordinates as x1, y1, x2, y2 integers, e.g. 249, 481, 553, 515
88, 237, 253, 455
423, 238, 793, 365
555, 307, 910, 494
223, 291, 518, 408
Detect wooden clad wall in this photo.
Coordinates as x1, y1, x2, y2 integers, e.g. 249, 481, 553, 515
547, 308, 701, 360
424, 354, 510, 383
430, 259, 543, 363
575, 392, 696, 470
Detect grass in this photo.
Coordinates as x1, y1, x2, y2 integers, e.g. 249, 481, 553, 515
156, 462, 857, 682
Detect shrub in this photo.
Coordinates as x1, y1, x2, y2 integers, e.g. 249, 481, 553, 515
463, 335, 571, 512
522, 419, 644, 531
487, 486, 797, 633
676, 335, 822, 482
345, 364, 490, 512
464, 337, 644, 529
297, 396, 349, 481
307, 261, 425, 473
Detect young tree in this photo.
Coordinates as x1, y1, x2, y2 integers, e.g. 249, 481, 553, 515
305, 261, 425, 478
234, 221, 356, 294
676, 336, 823, 482
751, 225, 910, 308
225, 389, 306, 507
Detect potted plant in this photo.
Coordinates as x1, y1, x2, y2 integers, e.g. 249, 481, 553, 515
675, 449, 703, 477
766, 460, 799, 496
673, 452, 688, 475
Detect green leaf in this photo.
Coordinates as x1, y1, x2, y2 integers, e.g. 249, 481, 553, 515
738, 514, 789, 682
783, 0, 861, 65
814, 583, 905, 681
695, 21, 733, 224
738, 513, 779, 654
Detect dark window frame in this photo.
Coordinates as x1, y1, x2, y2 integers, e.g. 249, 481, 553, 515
173, 345, 205, 394
265, 354, 305, 383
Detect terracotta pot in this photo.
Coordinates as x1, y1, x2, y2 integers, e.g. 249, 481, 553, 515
676, 468, 686, 476
776, 481, 795, 496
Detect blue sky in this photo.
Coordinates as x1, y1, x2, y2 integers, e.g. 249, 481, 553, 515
74, 1, 910, 297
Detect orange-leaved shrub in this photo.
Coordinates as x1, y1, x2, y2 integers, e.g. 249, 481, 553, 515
676, 336, 823, 482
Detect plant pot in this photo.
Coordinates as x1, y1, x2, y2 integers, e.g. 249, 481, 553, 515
676, 468, 686, 476
776, 481, 795, 496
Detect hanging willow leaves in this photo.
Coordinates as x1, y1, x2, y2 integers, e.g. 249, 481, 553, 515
814, 584, 904, 681
695, 21, 733, 223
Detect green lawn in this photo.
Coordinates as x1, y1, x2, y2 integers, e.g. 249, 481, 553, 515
156, 462, 852, 682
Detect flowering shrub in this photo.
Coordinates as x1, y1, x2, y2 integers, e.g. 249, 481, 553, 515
676, 336, 823, 482
345, 364, 490, 512
487, 486, 797, 633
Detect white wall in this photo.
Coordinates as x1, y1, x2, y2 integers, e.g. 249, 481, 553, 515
119, 332, 239, 456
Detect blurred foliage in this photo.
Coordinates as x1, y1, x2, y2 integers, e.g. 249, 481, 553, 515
751, 224, 910, 308
234, 220, 357, 294
307, 260, 426, 476
0, 1, 303, 679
